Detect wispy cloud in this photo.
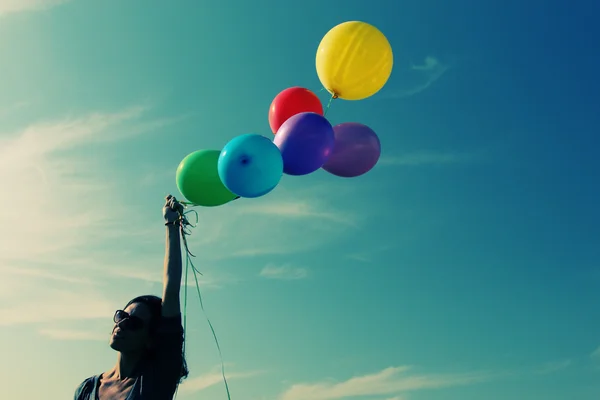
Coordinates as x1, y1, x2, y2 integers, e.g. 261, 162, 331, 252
1, 265, 97, 285
185, 192, 361, 260
591, 346, 600, 359
38, 328, 107, 341
0, 105, 180, 329
346, 245, 394, 263
179, 368, 262, 394
0, 0, 72, 17
278, 366, 490, 400
380, 56, 451, 99
237, 201, 356, 226
0, 288, 116, 326
345, 253, 372, 263
379, 150, 477, 167
108, 266, 223, 289
0, 106, 173, 262
0, 101, 30, 118
260, 264, 308, 280
535, 360, 572, 374
138, 169, 175, 187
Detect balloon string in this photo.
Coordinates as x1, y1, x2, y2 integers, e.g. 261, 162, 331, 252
323, 93, 335, 117
176, 206, 232, 400
318, 87, 337, 117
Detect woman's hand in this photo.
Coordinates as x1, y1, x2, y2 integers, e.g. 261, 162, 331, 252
163, 195, 184, 225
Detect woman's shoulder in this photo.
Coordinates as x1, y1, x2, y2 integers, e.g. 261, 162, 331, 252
74, 375, 99, 400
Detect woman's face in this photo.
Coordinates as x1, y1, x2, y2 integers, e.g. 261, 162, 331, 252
109, 302, 153, 354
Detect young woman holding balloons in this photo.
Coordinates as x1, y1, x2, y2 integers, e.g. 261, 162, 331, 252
98, 19, 394, 400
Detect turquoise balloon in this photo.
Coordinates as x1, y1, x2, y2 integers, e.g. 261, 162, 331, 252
218, 134, 283, 198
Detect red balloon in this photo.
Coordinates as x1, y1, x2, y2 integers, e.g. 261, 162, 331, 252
268, 87, 324, 134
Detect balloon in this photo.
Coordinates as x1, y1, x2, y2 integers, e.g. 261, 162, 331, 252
274, 112, 335, 176
218, 134, 283, 198
176, 150, 238, 207
268, 87, 323, 134
316, 21, 393, 101
322, 123, 381, 177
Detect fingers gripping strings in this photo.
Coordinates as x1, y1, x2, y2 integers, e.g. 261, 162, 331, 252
173, 205, 232, 400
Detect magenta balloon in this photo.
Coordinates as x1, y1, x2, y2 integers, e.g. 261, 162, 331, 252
322, 122, 381, 177
274, 112, 335, 176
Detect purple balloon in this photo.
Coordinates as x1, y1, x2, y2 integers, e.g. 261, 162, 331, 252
274, 112, 335, 175
322, 122, 381, 177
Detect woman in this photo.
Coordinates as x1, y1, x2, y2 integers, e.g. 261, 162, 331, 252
74, 195, 189, 400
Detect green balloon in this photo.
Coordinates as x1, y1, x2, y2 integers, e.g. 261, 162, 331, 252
176, 150, 237, 207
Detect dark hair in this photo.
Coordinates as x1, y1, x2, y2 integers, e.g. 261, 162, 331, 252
125, 295, 189, 383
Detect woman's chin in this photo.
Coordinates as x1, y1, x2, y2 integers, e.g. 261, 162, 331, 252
109, 337, 124, 351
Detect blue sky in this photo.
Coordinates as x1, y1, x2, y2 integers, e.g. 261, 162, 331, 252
0, 0, 599, 399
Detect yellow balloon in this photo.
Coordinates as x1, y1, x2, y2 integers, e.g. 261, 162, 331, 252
316, 21, 393, 101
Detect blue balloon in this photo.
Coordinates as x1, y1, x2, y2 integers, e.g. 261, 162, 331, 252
218, 134, 283, 198
273, 112, 335, 175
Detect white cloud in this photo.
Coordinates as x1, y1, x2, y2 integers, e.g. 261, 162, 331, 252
0, 270, 36, 300
378, 56, 450, 99
38, 328, 107, 341
411, 56, 443, 72
0, 106, 180, 328
535, 360, 572, 374
179, 369, 262, 394
278, 366, 489, 400
345, 253, 371, 263
0, 106, 174, 263
260, 264, 308, 280
0, 0, 72, 17
1, 265, 97, 285
182, 192, 361, 260
139, 169, 175, 187
346, 245, 394, 264
0, 101, 30, 118
237, 200, 357, 227
109, 265, 223, 289
0, 288, 116, 326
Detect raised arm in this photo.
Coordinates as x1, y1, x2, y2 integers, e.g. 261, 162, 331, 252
162, 195, 183, 317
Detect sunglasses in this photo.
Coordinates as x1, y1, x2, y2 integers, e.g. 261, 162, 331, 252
113, 310, 146, 331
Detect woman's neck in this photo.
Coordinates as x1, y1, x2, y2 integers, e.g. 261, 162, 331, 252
111, 352, 143, 380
